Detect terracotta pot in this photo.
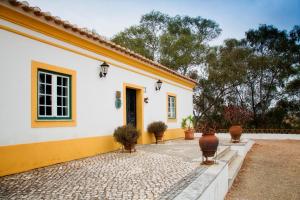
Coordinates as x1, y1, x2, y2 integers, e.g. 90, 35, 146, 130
155, 132, 164, 144
199, 132, 219, 164
124, 144, 135, 153
229, 125, 243, 143
184, 129, 194, 140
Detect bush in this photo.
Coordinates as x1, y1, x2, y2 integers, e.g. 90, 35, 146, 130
113, 125, 140, 147
224, 105, 252, 125
147, 121, 167, 134
201, 122, 216, 135
181, 115, 195, 129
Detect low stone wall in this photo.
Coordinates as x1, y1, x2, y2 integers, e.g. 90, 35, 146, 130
216, 133, 300, 140
174, 138, 254, 200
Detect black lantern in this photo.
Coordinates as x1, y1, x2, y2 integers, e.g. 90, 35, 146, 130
99, 61, 109, 78
155, 79, 162, 91
144, 97, 149, 103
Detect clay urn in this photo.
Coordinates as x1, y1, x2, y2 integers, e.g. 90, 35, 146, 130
199, 129, 219, 165
229, 125, 243, 143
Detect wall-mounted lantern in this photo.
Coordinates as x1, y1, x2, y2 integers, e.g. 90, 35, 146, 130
99, 61, 109, 78
155, 79, 162, 91
144, 97, 149, 103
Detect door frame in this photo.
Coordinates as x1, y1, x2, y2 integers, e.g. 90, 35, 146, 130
123, 83, 144, 144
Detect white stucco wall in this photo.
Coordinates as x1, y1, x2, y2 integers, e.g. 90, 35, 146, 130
0, 19, 193, 146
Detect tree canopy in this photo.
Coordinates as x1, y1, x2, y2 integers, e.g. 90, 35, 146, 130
112, 11, 221, 75
112, 11, 300, 129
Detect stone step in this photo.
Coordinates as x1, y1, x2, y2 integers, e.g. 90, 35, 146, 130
228, 155, 244, 188
219, 150, 238, 165
216, 146, 231, 159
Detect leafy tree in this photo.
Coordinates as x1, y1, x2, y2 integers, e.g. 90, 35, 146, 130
112, 11, 221, 75
160, 16, 221, 75
265, 100, 300, 129
237, 25, 300, 127
112, 25, 157, 60
194, 39, 250, 126
196, 25, 300, 129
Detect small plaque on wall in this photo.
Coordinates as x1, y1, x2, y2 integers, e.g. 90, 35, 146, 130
115, 91, 122, 109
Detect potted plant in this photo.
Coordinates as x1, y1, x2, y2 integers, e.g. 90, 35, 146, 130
147, 121, 168, 144
224, 105, 252, 143
113, 125, 140, 153
181, 115, 195, 140
199, 122, 219, 165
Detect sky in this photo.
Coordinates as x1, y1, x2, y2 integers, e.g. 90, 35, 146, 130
26, 0, 300, 45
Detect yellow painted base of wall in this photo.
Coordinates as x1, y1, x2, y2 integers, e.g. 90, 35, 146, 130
0, 128, 184, 176
0, 136, 120, 176
141, 128, 185, 144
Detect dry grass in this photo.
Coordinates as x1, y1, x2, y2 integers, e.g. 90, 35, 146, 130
226, 140, 300, 200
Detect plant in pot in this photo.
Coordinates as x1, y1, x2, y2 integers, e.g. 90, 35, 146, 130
113, 125, 140, 153
181, 115, 195, 140
224, 105, 252, 143
147, 121, 168, 144
199, 121, 219, 165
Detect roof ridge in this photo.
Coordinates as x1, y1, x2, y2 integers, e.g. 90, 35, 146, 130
2, 0, 197, 84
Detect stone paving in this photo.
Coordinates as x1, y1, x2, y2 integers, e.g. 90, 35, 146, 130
0, 139, 213, 200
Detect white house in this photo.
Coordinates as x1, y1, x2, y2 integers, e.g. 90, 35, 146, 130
0, 0, 196, 176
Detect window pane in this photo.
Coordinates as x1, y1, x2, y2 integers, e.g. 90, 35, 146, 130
39, 84, 45, 94
63, 78, 68, 86
57, 76, 62, 86
39, 96, 45, 105
57, 86, 62, 96
39, 106, 45, 115
46, 106, 52, 115
57, 107, 62, 116
63, 97, 68, 106
46, 74, 52, 84
46, 85, 52, 95
46, 95, 52, 105
57, 96, 62, 106
39, 73, 45, 83
63, 107, 67, 116
63, 87, 67, 96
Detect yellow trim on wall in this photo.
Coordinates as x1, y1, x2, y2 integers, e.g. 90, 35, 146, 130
167, 92, 177, 123
122, 83, 145, 144
0, 5, 196, 89
31, 60, 77, 127
0, 135, 120, 176
0, 128, 184, 176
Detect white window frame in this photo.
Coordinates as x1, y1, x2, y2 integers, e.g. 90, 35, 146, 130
37, 70, 71, 119
168, 95, 176, 119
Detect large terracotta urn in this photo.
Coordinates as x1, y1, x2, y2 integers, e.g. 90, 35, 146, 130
229, 125, 243, 143
184, 129, 195, 140
199, 131, 219, 165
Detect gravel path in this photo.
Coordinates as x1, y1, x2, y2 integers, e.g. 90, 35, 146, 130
226, 140, 300, 200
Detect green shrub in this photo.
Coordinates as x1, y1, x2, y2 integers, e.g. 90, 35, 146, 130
181, 115, 195, 129
113, 125, 140, 147
147, 121, 167, 134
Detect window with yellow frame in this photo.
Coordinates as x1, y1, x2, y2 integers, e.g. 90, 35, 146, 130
31, 61, 76, 127
167, 93, 177, 121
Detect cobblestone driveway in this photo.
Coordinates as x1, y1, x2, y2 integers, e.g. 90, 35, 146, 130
0, 139, 206, 200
